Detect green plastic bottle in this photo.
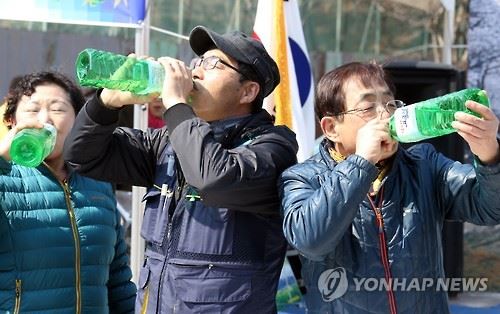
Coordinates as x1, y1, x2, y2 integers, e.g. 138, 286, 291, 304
389, 88, 490, 143
10, 124, 57, 167
75, 48, 165, 95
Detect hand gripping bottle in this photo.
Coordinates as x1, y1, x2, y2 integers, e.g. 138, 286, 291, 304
75, 48, 165, 95
10, 124, 57, 167
389, 88, 490, 143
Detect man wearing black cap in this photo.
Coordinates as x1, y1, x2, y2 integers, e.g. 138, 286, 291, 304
64, 25, 298, 313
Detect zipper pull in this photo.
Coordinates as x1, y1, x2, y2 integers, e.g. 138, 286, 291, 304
62, 179, 72, 200
375, 211, 384, 233
15, 279, 21, 297
167, 223, 173, 239
185, 194, 201, 202
161, 184, 173, 198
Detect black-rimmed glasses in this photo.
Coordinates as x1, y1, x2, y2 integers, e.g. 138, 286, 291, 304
190, 55, 247, 79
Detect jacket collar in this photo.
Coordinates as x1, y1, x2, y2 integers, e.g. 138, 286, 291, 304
215, 110, 275, 148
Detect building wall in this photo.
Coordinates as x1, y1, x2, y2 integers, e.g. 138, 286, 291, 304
0, 27, 134, 98
468, 0, 500, 122
466, 0, 500, 292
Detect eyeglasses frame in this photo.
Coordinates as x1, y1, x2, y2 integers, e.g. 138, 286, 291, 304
190, 55, 248, 79
332, 99, 406, 117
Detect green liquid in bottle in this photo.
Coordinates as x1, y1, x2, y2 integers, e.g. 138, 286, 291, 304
75, 49, 165, 95
10, 124, 57, 167
389, 88, 490, 143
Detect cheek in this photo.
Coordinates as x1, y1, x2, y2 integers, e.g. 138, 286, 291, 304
54, 116, 75, 136
13, 111, 34, 124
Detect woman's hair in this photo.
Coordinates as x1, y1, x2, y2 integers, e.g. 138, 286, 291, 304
3, 71, 85, 125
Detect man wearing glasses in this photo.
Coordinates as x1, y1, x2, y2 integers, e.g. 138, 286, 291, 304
64, 26, 298, 313
279, 62, 500, 313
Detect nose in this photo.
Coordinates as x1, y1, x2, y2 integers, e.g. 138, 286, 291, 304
37, 108, 52, 124
191, 66, 204, 80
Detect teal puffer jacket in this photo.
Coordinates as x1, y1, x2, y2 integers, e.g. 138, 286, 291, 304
279, 142, 500, 314
0, 158, 136, 313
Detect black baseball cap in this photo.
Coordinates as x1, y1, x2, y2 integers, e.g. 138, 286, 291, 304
189, 25, 280, 98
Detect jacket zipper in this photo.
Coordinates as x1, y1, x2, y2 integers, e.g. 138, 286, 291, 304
154, 222, 172, 314
156, 191, 177, 313
42, 164, 82, 314
62, 179, 82, 314
157, 179, 185, 314
169, 262, 215, 269
367, 187, 398, 314
14, 279, 21, 314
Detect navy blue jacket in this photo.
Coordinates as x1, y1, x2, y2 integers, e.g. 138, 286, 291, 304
279, 140, 500, 314
64, 94, 298, 313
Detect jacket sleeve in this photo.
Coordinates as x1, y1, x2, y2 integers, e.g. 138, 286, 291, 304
279, 154, 378, 261
107, 210, 136, 314
432, 145, 500, 224
164, 104, 298, 214
64, 92, 161, 187
0, 158, 12, 253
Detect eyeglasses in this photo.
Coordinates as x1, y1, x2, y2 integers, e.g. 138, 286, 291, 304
190, 55, 247, 79
334, 100, 406, 118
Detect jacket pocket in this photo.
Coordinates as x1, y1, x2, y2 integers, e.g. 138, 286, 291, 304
141, 185, 173, 246
137, 254, 165, 314
177, 202, 234, 255
174, 275, 251, 303
137, 262, 151, 314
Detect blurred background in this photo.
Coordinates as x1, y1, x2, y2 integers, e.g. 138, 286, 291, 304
0, 0, 472, 97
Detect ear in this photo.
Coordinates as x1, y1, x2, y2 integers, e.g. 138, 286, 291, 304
320, 116, 340, 143
3, 115, 15, 129
239, 81, 260, 105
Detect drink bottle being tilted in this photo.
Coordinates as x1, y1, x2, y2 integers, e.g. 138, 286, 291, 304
75, 48, 165, 95
389, 88, 490, 143
10, 124, 57, 167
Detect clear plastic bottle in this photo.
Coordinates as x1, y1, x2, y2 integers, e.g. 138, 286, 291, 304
75, 48, 165, 95
389, 88, 490, 143
10, 124, 57, 167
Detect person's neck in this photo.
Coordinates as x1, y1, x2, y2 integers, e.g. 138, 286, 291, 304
44, 158, 68, 182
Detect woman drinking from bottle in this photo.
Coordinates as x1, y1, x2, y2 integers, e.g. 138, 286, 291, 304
0, 71, 136, 313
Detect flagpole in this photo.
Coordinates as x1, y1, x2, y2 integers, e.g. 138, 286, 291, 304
178, 0, 184, 44
335, 0, 342, 53
130, 0, 151, 284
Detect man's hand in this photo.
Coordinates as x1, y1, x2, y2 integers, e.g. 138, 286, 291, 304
157, 57, 193, 110
356, 117, 398, 164
100, 88, 158, 109
452, 100, 499, 165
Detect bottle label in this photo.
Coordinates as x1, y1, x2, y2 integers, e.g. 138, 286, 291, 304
393, 106, 423, 142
